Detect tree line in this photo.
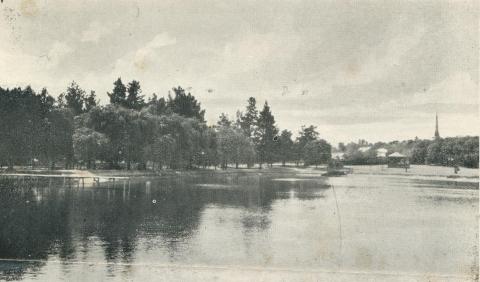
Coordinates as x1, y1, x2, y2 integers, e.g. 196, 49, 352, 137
0, 79, 332, 170
337, 136, 479, 168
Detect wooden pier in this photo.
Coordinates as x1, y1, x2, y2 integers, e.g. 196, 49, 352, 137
0, 173, 131, 189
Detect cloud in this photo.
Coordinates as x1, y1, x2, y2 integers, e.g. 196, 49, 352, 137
410, 72, 478, 106
221, 33, 300, 74
332, 18, 427, 86
409, 103, 478, 114
0, 40, 72, 91
112, 33, 177, 72
81, 21, 111, 43
45, 41, 72, 68
134, 33, 176, 65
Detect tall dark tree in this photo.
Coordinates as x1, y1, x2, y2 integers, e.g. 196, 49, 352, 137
84, 90, 98, 112
39, 88, 55, 115
426, 140, 443, 165
41, 108, 75, 169
147, 94, 168, 115
276, 130, 294, 166
167, 86, 205, 121
256, 101, 278, 168
107, 78, 127, 107
64, 81, 86, 115
238, 97, 258, 138
411, 140, 429, 164
303, 140, 332, 167
126, 80, 145, 109
297, 125, 319, 148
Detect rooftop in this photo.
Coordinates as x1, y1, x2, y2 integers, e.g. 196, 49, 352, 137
388, 152, 406, 158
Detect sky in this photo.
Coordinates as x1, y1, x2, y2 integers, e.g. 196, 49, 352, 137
0, 0, 478, 145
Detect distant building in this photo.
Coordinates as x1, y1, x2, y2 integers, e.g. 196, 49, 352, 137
376, 148, 388, 158
434, 113, 440, 139
358, 146, 371, 153
387, 152, 409, 168
332, 152, 345, 160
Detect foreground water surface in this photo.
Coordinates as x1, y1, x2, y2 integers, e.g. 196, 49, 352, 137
0, 171, 478, 281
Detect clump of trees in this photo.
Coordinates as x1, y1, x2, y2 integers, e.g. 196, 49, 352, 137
0, 79, 332, 170
217, 98, 332, 169
0, 86, 75, 169
337, 136, 479, 168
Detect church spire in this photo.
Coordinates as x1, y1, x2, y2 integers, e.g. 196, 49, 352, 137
434, 112, 440, 139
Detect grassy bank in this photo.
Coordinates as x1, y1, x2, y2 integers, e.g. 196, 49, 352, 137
348, 164, 478, 178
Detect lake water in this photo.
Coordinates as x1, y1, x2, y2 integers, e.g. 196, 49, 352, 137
0, 172, 478, 281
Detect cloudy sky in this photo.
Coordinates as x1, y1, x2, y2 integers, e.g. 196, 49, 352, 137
0, 0, 478, 144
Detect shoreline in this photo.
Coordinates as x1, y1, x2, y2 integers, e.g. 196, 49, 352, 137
2, 164, 478, 183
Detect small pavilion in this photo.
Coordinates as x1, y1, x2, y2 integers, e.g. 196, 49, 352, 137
387, 152, 409, 168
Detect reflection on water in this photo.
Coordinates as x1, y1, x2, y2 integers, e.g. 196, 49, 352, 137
0, 173, 477, 281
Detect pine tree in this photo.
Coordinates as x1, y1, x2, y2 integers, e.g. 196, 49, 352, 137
84, 90, 98, 112
277, 130, 294, 166
303, 140, 331, 167
167, 86, 205, 121
297, 125, 319, 148
107, 78, 127, 106
64, 81, 86, 115
239, 97, 258, 139
217, 113, 232, 127
126, 80, 145, 109
256, 101, 278, 168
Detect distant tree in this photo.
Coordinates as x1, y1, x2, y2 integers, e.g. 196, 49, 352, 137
56, 93, 66, 108
216, 125, 255, 169
107, 78, 127, 107
152, 114, 206, 169
201, 127, 218, 168
147, 94, 168, 115
150, 134, 176, 170
39, 88, 55, 115
411, 140, 430, 164
126, 80, 145, 110
79, 105, 128, 168
238, 97, 258, 139
123, 110, 152, 170
234, 110, 243, 128
462, 136, 479, 168
84, 90, 98, 112
73, 127, 108, 169
297, 125, 319, 148
426, 140, 443, 165
216, 126, 235, 169
167, 86, 205, 121
363, 147, 380, 165
42, 108, 75, 169
292, 125, 320, 165
217, 113, 232, 127
0, 87, 32, 168
291, 141, 303, 167
277, 130, 294, 166
256, 102, 278, 168
64, 81, 86, 115
303, 140, 332, 167
338, 142, 346, 152
235, 132, 256, 168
